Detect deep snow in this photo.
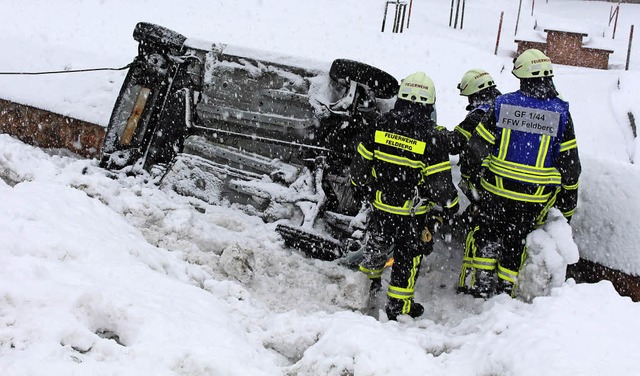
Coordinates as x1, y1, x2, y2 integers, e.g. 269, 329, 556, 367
1, 0, 640, 375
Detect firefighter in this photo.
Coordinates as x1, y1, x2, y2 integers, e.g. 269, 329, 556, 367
350, 72, 459, 320
451, 69, 502, 220
450, 69, 502, 293
464, 49, 581, 298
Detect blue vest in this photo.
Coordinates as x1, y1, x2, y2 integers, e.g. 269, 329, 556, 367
487, 91, 569, 186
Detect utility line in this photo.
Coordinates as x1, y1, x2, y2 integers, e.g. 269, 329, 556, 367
0, 63, 131, 76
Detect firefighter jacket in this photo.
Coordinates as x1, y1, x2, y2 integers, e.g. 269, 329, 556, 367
468, 90, 581, 218
449, 104, 491, 180
350, 101, 459, 217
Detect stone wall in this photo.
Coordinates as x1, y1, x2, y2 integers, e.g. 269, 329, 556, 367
0, 98, 105, 159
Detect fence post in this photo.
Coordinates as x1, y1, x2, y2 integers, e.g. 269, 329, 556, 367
613, 4, 620, 39
515, 0, 523, 35
406, 0, 413, 28
399, 3, 407, 33
449, 0, 455, 27
453, 0, 461, 29
381, 2, 390, 32
627, 25, 635, 71
460, 0, 466, 29
531, 0, 535, 17
495, 11, 504, 55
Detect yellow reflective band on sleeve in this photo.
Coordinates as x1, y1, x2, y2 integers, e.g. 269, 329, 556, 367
497, 264, 518, 283
476, 122, 496, 144
559, 138, 577, 152
563, 208, 576, 217
350, 179, 358, 186
483, 155, 562, 185
423, 160, 452, 176
472, 256, 497, 271
562, 182, 579, 190
374, 130, 426, 155
359, 265, 384, 279
455, 125, 472, 140
357, 142, 374, 160
481, 178, 553, 203
445, 195, 459, 209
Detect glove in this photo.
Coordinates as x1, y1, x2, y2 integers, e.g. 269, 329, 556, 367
426, 215, 452, 243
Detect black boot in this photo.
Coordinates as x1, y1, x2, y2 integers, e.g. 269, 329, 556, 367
496, 279, 514, 297
385, 297, 424, 321
469, 269, 496, 299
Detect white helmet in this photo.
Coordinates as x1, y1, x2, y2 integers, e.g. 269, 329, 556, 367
457, 69, 496, 96
397, 72, 436, 105
512, 48, 554, 78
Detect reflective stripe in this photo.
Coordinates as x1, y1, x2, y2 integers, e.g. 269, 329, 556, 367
536, 134, 551, 168
359, 265, 384, 279
536, 187, 560, 226
372, 191, 434, 216
497, 264, 518, 283
498, 128, 510, 160
559, 138, 577, 152
357, 142, 374, 160
459, 226, 480, 288
455, 125, 472, 140
407, 254, 421, 290
563, 182, 579, 190
374, 149, 425, 169
374, 151, 453, 179
473, 256, 497, 271
476, 122, 495, 144
372, 200, 433, 216
387, 285, 415, 300
481, 178, 552, 203
563, 208, 576, 217
423, 160, 452, 176
445, 196, 459, 209
483, 155, 562, 185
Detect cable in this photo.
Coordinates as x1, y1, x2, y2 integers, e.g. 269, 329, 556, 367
0, 63, 132, 76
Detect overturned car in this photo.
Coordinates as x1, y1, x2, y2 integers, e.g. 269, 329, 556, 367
99, 23, 402, 262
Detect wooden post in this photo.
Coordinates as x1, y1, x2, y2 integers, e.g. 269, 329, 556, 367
399, 3, 407, 33
407, 0, 413, 29
381, 2, 390, 32
393, 1, 401, 33
449, 0, 455, 27
495, 11, 504, 55
609, 5, 614, 27
613, 4, 620, 39
515, 0, 523, 35
460, 0, 466, 29
627, 25, 635, 71
531, 0, 535, 17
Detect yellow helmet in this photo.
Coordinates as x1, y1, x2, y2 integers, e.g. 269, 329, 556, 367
397, 72, 436, 105
457, 69, 496, 96
512, 48, 554, 78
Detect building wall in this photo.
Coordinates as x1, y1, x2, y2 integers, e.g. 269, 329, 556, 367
516, 31, 612, 70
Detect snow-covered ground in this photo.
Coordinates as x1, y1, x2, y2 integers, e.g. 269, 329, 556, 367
1, 0, 640, 375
